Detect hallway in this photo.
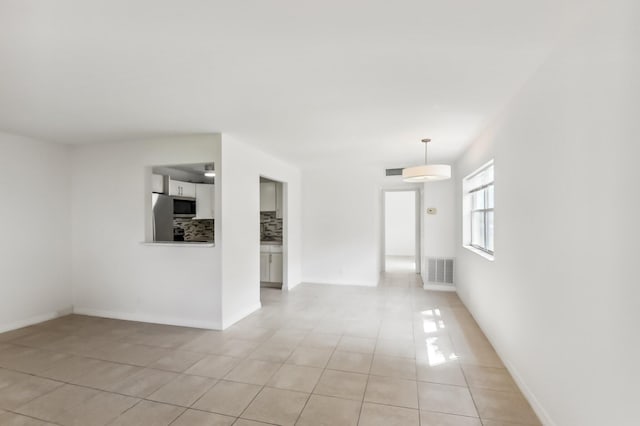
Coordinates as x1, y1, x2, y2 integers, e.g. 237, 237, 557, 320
384, 255, 418, 274
0, 274, 539, 425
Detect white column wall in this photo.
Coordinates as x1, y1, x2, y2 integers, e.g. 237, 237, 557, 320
71, 135, 223, 329
219, 135, 302, 328
0, 132, 73, 332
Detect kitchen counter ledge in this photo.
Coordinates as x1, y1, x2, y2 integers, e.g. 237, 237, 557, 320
141, 242, 215, 247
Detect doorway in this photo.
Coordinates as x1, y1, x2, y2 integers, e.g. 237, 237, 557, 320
382, 189, 420, 273
259, 177, 285, 295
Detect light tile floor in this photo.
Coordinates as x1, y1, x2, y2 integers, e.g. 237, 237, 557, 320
385, 255, 416, 272
0, 271, 540, 425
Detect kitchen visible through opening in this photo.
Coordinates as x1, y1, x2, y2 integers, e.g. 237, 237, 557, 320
260, 177, 284, 291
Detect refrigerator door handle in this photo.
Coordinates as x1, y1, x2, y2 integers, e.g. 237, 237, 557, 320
151, 194, 157, 241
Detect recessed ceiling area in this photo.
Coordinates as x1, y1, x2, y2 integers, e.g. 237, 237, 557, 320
0, 0, 590, 167
153, 163, 215, 184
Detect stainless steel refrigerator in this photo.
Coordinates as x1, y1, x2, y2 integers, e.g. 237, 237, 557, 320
152, 194, 174, 242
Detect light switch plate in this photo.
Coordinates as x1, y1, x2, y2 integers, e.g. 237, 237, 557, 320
427, 208, 437, 215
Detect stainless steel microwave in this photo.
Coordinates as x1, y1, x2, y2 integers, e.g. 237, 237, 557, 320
173, 197, 196, 217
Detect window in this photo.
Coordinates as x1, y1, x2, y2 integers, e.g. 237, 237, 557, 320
463, 161, 494, 258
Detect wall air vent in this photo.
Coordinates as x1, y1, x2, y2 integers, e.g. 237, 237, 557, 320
385, 168, 404, 176
427, 258, 454, 284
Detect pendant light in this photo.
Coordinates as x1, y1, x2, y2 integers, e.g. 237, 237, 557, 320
402, 138, 451, 182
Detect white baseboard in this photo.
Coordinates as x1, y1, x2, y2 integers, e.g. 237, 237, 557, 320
221, 302, 262, 330
423, 283, 457, 292
286, 281, 302, 291
73, 307, 222, 330
501, 357, 555, 426
456, 292, 555, 426
0, 306, 73, 334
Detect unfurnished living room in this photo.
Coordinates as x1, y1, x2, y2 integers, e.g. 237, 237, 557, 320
0, 1, 637, 426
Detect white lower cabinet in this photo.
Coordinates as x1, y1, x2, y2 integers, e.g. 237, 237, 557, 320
260, 247, 283, 283
269, 253, 283, 282
260, 253, 270, 282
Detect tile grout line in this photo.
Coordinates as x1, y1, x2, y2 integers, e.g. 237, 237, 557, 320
6, 325, 381, 424
182, 327, 292, 424
107, 400, 187, 426
356, 324, 381, 426
0, 280, 530, 426
411, 280, 424, 426
290, 319, 344, 425
2, 407, 65, 426
235, 325, 312, 424
449, 321, 486, 425
2, 361, 224, 424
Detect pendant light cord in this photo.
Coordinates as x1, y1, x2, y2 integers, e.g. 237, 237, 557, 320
422, 138, 431, 165
425, 142, 428, 164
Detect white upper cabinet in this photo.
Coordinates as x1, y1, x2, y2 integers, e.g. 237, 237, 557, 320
195, 184, 215, 219
169, 179, 196, 198
151, 174, 164, 193
169, 179, 179, 196
260, 182, 277, 212
260, 181, 283, 217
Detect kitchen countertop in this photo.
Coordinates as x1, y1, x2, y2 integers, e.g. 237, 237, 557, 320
141, 242, 214, 247
261, 243, 283, 253
260, 241, 282, 246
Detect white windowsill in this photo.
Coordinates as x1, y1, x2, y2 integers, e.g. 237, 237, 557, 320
141, 242, 215, 247
463, 245, 494, 261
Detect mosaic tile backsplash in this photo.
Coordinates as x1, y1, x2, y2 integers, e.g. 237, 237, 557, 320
261, 212, 282, 242
174, 218, 214, 242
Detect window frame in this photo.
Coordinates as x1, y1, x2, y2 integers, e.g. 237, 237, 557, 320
468, 183, 494, 255
463, 160, 495, 260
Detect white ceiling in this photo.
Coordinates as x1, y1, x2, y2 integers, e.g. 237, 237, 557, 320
0, 0, 587, 167
153, 163, 215, 184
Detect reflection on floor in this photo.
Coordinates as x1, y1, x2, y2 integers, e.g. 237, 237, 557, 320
385, 255, 416, 272
0, 272, 540, 425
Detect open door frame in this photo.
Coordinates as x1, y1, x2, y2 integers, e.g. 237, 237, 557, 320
380, 188, 422, 274
259, 176, 289, 291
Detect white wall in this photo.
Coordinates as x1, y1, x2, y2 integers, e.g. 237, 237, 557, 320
14, 131, 302, 332
384, 191, 415, 256
219, 135, 302, 328
0, 132, 73, 332
71, 135, 224, 329
421, 178, 456, 284
302, 165, 422, 286
454, 3, 639, 425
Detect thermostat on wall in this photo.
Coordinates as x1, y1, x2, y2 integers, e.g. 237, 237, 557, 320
427, 208, 437, 215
